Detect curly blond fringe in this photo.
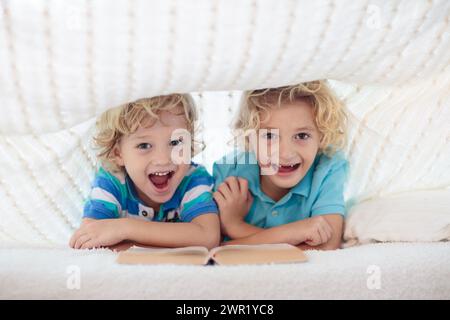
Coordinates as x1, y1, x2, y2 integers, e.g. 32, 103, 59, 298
234, 80, 347, 157
94, 94, 203, 173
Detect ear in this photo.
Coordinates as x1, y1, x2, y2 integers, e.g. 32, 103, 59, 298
112, 144, 125, 167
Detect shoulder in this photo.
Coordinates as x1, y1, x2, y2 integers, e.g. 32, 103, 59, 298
92, 167, 126, 190
90, 167, 129, 202
312, 151, 349, 184
177, 164, 217, 211
315, 151, 348, 172
84, 167, 126, 218
309, 152, 348, 216
179, 163, 215, 193
187, 163, 214, 181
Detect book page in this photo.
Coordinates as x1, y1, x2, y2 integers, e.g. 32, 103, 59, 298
210, 243, 308, 265
116, 246, 210, 265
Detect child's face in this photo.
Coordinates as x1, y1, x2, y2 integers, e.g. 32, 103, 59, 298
114, 108, 191, 208
256, 100, 321, 194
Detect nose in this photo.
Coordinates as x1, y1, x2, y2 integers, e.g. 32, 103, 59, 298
278, 137, 296, 163
151, 145, 171, 166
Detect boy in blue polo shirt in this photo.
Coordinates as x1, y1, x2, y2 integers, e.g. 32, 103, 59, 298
70, 95, 220, 250
213, 81, 348, 250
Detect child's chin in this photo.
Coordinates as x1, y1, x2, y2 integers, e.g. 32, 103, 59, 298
270, 175, 302, 189
148, 190, 174, 203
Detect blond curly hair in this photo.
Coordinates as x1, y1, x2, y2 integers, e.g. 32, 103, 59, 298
94, 94, 201, 173
234, 80, 347, 156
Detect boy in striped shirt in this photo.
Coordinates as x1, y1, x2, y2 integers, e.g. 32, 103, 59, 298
69, 94, 220, 250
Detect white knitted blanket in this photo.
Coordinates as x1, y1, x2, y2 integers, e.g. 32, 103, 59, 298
0, 0, 449, 248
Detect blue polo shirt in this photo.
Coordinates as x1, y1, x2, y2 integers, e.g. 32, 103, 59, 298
212, 151, 348, 228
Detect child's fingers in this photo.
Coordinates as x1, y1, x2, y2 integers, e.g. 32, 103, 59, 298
237, 178, 249, 197
217, 182, 232, 199
236, 178, 253, 206
322, 227, 331, 243
306, 228, 326, 246
213, 191, 226, 206
69, 233, 77, 248
81, 239, 99, 250
320, 218, 333, 240
69, 228, 85, 248
74, 234, 92, 250
305, 235, 320, 246
324, 222, 333, 240
225, 176, 240, 193
318, 227, 328, 245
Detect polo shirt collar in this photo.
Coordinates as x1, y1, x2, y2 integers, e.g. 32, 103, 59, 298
290, 162, 314, 197
244, 152, 268, 200
163, 188, 181, 211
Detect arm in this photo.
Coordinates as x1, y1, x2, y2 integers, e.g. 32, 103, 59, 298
296, 155, 347, 250
224, 220, 264, 239
224, 215, 333, 247
296, 214, 343, 250
70, 213, 220, 250
213, 176, 262, 239
123, 213, 220, 249
213, 177, 334, 247
224, 221, 302, 245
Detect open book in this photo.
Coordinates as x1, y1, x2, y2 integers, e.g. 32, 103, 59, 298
116, 243, 307, 265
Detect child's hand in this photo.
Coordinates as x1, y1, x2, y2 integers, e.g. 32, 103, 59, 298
69, 219, 125, 250
213, 177, 253, 233
294, 216, 333, 246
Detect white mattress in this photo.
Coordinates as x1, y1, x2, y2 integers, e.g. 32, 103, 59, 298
1, 242, 449, 299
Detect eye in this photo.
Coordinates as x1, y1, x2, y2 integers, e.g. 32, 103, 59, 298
295, 132, 311, 140
261, 131, 278, 140
136, 143, 152, 150
170, 138, 183, 147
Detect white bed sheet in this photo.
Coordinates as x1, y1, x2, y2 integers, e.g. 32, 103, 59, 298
1, 242, 449, 299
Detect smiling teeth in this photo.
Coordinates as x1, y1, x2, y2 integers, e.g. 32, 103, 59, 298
282, 164, 299, 167
152, 171, 171, 176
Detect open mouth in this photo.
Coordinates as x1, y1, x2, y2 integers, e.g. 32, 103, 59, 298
277, 163, 301, 174
148, 170, 175, 190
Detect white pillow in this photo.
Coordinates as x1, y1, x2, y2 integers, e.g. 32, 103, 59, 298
343, 189, 450, 247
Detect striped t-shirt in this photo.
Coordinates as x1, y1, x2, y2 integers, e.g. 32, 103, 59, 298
83, 163, 218, 222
